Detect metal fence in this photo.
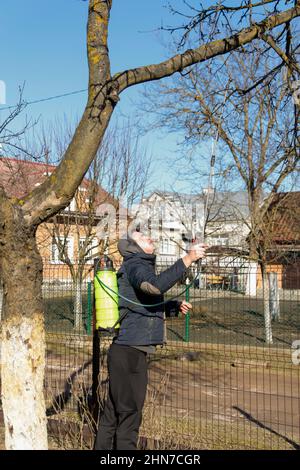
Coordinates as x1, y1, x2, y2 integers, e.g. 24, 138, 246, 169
1, 257, 299, 449
40, 257, 300, 450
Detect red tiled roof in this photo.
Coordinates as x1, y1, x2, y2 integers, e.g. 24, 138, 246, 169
0, 157, 111, 205
266, 192, 300, 244
0, 157, 57, 198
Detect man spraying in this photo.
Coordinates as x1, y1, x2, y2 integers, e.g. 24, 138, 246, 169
95, 230, 207, 450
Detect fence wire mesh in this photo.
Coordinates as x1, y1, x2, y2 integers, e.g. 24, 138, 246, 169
1, 257, 299, 449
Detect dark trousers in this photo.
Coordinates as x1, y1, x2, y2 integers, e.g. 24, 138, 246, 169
94, 343, 148, 450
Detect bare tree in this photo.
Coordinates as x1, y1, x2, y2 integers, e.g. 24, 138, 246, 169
0, 0, 299, 449
140, 43, 299, 343
49, 123, 151, 331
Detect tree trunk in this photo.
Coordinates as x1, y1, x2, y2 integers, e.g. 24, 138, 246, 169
260, 263, 273, 345
0, 280, 3, 321
73, 277, 83, 331
0, 202, 47, 449
268, 272, 280, 322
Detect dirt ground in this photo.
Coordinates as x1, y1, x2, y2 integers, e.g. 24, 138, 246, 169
145, 352, 300, 449
41, 337, 300, 450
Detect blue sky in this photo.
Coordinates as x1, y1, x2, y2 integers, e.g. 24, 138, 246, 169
0, 0, 199, 193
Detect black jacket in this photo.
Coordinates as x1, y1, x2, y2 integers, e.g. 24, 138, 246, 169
114, 238, 187, 346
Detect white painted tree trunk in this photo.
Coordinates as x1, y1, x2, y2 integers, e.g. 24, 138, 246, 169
1, 314, 48, 449
261, 266, 273, 344
0, 218, 48, 450
268, 272, 280, 321
74, 279, 83, 331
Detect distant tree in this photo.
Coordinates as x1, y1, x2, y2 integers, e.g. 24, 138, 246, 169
49, 124, 151, 331
141, 46, 299, 343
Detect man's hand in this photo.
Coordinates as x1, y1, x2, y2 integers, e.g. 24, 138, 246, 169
179, 301, 192, 315
183, 242, 208, 268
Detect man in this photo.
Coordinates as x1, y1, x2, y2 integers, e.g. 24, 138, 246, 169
94, 230, 207, 450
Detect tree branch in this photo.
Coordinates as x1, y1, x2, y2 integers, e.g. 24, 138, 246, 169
114, 4, 300, 93
21, 0, 114, 227
261, 32, 300, 74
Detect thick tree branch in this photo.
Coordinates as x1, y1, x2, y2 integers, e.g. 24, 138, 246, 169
114, 5, 300, 93
262, 150, 296, 182
87, 0, 112, 101
21, 0, 114, 227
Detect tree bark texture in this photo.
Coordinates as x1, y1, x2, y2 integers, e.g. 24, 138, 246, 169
0, 199, 47, 449
260, 263, 273, 345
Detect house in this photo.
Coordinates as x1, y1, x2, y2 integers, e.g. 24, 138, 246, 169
204, 190, 250, 250
0, 157, 122, 284
138, 190, 204, 264
256, 192, 300, 290
138, 189, 259, 294
140, 189, 250, 264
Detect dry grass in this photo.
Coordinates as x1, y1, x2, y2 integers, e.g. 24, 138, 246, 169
140, 414, 297, 450
0, 424, 5, 450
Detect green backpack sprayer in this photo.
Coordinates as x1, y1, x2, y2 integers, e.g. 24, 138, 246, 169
94, 256, 120, 332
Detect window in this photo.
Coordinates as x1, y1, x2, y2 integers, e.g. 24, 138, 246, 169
79, 237, 98, 263
159, 238, 176, 255
51, 237, 74, 263
209, 234, 229, 246
69, 198, 76, 211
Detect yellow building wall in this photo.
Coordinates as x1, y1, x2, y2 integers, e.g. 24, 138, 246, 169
256, 264, 283, 289
36, 222, 122, 282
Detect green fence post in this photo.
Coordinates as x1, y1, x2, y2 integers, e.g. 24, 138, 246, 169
87, 281, 92, 335
184, 280, 190, 342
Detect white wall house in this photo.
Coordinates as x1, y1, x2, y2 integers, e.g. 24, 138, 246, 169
139, 191, 204, 264
139, 190, 257, 293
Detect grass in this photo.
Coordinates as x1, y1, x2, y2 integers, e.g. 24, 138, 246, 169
43, 291, 300, 347
139, 415, 298, 450
165, 295, 300, 347
43, 294, 91, 334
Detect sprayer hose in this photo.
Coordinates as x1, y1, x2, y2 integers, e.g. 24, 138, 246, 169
95, 270, 200, 309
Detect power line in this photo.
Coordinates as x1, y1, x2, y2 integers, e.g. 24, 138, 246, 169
0, 88, 88, 111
